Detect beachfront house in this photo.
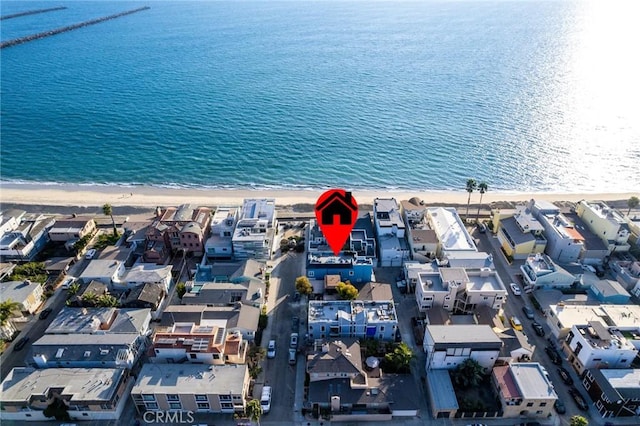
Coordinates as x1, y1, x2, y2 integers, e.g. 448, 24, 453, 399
0, 209, 55, 261
205, 206, 239, 259
401, 198, 439, 262
144, 204, 212, 261
232, 198, 277, 261
425, 207, 477, 258
496, 202, 547, 260
373, 198, 410, 266
576, 200, 631, 254
520, 253, 578, 289
48, 216, 97, 246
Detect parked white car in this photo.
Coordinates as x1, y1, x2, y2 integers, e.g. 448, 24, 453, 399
509, 282, 522, 296
260, 386, 272, 414
267, 340, 276, 359
85, 248, 97, 259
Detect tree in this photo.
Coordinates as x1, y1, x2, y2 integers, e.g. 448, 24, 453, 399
295, 276, 312, 295
67, 282, 81, 296
465, 179, 477, 221
451, 358, 485, 389
383, 342, 414, 373
570, 415, 588, 426
628, 196, 639, 215
0, 299, 22, 326
176, 282, 187, 299
81, 291, 98, 307
103, 203, 117, 236
246, 398, 263, 426
43, 397, 71, 421
96, 294, 118, 307
336, 281, 358, 300
476, 182, 488, 222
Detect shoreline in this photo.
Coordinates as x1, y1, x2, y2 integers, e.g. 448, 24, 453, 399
0, 182, 636, 214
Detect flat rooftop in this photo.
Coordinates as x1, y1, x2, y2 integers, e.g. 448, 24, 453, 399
131, 364, 247, 395
425, 324, 501, 345
308, 300, 396, 323
1, 367, 125, 403
551, 304, 640, 329
510, 363, 557, 400
427, 207, 477, 251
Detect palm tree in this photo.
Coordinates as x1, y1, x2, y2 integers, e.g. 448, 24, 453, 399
451, 358, 485, 389
246, 399, 263, 426
476, 182, 488, 223
627, 196, 639, 216
97, 294, 118, 308
68, 282, 81, 296
81, 291, 98, 307
102, 203, 117, 236
570, 415, 588, 426
0, 299, 22, 326
465, 179, 477, 221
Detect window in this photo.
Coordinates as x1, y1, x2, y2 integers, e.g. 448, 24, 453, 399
196, 402, 210, 410
621, 359, 627, 363
221, 403, 233, 409
195, 395, 207, 402
539, 402, 547, 407
380, 326, 384, 331
574, 342, 583, 355
566, 331, 574, 344
190, 353, 197, 359
349, 271, 354, 276
167, 395, 179, 401
308, 271, 314, 278
526, 402, 534, 407
145, 402, 158, 409
584, 382, 591, 390
142, 394, 156, 402
169, 402, 181, 410
321, 326, 325, 332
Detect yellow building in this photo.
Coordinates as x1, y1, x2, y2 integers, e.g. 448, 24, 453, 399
496, 205, 546, 260
576, 200, 631, 253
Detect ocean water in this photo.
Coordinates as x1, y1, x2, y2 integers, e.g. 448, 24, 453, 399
1, 1, 639, 193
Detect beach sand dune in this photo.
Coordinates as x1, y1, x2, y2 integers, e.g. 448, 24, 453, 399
0, 183, 636, 214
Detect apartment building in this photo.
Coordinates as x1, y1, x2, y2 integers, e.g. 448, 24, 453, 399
373, 198, 409, 266
583, 368, 640, 418
131, 364, 249, 415
423, 324, 502, 370
564, 321, 638, 375
407, 262, 506, 313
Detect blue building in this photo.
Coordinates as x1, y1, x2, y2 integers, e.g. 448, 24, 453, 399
588, 279, 631, 304
306, 252, 373, 283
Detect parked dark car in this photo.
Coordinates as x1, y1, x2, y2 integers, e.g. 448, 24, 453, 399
39, 307, 53, 320
522, 305, 535, 320
545, 346, 562, 365
554, 399, 567, 414
395, 329, 402, 342
14, 336, 29, 351
568, 387, 588, 411
293, 292, 300, 302
292, 316, 300, 331
557, 367, 574, 385
532, 321, 545, 337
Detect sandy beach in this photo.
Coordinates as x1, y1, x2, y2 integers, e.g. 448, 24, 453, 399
0, 182, 636, 214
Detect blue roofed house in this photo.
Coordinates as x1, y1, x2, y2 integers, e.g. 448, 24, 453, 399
0, 210, 55, 262
588, 278, 631, 304
306, 218, 373, 284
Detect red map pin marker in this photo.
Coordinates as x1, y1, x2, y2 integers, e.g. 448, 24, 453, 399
315, 189, 359, 255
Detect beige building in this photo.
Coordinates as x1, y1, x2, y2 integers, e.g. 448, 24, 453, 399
496, 204, 547, 260
0, 280, 43, 314
131, 364, 249, 415
576, 200, 631, 253
0, 367, 132, 421
48, 217, 96, 243
492, 363, 557, 419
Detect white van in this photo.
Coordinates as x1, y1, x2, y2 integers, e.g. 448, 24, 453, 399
260, 386, 272, 414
